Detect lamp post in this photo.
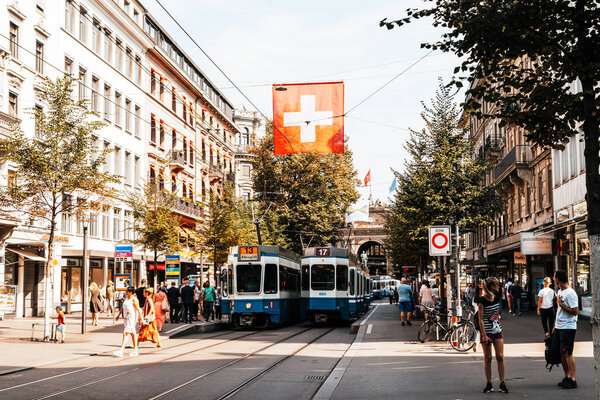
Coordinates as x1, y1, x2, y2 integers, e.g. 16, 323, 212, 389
81, 224, 89, 334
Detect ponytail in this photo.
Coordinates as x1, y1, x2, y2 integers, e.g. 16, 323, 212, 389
481, 277, 498, 301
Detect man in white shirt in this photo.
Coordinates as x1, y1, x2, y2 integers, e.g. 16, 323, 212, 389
553, 270, 579, 390
504, 279, 513, 314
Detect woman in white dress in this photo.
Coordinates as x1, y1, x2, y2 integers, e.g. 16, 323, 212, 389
114, 286, 143, 357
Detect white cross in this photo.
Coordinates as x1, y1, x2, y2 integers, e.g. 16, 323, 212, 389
283, 95, 333, 143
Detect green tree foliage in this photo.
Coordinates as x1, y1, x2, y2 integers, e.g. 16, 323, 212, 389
251, 125, 360, 254
385, 81, 502, 266
0, 76, 117, 338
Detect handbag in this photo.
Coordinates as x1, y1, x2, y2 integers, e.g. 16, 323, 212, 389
162, 298, 169, 312
144, 314, 156, 325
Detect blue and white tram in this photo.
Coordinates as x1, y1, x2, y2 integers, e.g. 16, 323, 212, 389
372, 276, 401, 299
301, 247, 358, 323
221, 245, 302, 328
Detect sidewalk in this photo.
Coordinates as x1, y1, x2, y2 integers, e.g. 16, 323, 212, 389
0, 312, 227, 375
322, 301, 593, 400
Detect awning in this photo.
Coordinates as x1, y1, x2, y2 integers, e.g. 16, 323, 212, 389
7, 248, 47, 262
183, 227, 202, 243
533, 214, 587, 235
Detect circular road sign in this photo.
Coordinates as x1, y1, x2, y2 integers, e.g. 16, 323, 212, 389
431, 232, 448, 249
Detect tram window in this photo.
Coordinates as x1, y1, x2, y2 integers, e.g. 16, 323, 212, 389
221, 268, 228, 296
264, 264, 278, 294
311, 264, 334, 290
349, 270, 355, 295
301, 265, 309, 290
236, 264, 261, 293
228, 268, 233, 294
336, 265, 348, 291
280, 266, 299, 292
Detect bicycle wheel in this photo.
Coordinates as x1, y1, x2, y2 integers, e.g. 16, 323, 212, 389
418, 321, 435, 343
450, 321, 476, 352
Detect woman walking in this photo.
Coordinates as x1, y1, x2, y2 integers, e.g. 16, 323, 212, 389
88, 282, 104, 326
214, 287, 222, 320
477, 277, 509, 393
537, 277, 556, 337
114, 286, 143, 357
138, 288, 162, 348
105, 281, 115, 316
418, 281, 436, 319
153, 285, 167, 332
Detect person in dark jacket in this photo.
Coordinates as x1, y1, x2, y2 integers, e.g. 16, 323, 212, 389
180, 279, 195, 324
510, 281, 523, 316
167, 281, 181, 323
135, 279, 147, 308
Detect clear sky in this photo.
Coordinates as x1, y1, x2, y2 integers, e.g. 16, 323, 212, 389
142, 0, 462, 203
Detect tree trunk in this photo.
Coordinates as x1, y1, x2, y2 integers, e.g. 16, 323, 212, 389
43, 219, 56, 341
580, 75, 600, 399
153, 250, 158, 289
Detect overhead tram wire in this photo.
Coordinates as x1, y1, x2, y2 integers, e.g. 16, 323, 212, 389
153, 0, 296, 153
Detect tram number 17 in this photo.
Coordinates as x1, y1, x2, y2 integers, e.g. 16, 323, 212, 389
316, 248, 330, 256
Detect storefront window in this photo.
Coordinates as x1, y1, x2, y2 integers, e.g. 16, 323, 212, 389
576, 233, 591, 317
4, 251, 17, 285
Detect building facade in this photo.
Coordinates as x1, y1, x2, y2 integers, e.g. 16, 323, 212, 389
232, 106, 262, 201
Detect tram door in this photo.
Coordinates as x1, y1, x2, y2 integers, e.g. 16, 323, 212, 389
221, 267, 232, 315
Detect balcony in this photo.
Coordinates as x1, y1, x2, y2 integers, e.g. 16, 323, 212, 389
0, 111, 20, 138
170, 150, 187, 172
171, 195, 203, 220
493, 145, 533, 183
209, 165, 224, 182
484, 136, 502, 158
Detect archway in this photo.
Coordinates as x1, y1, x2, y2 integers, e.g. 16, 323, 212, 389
357, 241, 387, 276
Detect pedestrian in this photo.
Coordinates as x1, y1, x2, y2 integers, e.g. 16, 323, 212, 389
135, 279, 147, 308
88, 282, 104, 326
393, 287, 399, 305
477, 277, 508, 393
432, 284, 439, 302
388, 288, 394, 304
214, 287, 222, 320
153, 285, 167, 332
114, 286, 144, 357
553, 270, 579, 389
202, 281, 216, 321
54, 306, 66, 343
397, 278, 413, 326
504, 278, 513, 314
510, 280, 522, 316
180, 279, 195, 324
465, 283, 474, 306
105, 280, 115, 316
167, 281, 180, 323
160, 281, 168, 294
537, 277, 556, 338
419, 281, 436, 320
138, 288, 162, 348
193, 280, 201, 321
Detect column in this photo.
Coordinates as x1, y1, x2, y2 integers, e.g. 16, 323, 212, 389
569, 225, 577, 287
0, 242, 5, 284
102, 257, 108, 288
16, 255, 24, 318
139, 259, 146, 286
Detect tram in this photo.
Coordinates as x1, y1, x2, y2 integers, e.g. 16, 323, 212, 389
372, 276, 401, 299
221, 245, 302, 328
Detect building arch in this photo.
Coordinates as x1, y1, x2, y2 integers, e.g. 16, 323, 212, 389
356, 240, 387, 276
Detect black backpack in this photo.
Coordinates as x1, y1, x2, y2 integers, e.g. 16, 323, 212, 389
545, 333, 562, 371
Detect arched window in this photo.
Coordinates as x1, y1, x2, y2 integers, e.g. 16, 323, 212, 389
242, 127, 250, 146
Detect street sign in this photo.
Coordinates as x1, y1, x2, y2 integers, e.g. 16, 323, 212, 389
165, 255, 180, 277
115, 245, 133, 262
429, 225, 452, 256
115, 273, 132, 291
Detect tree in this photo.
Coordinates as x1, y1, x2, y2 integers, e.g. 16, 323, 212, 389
198, 186, 256, 284
0, 76, 116, 339
127, 169, 181, 287
384, 2, 600, 394
251, 124, 360, 254
384, 80, 502, 282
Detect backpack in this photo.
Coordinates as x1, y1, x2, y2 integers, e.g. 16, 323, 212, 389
545, 333, 562, 371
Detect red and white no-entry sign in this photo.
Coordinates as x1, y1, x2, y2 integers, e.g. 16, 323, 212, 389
429, 225, 452, 256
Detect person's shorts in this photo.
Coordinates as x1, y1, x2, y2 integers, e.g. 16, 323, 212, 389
56, 324, 65, 332
398, 301, 412, 313
555, 328, 577, 355
485, 332, 503, 343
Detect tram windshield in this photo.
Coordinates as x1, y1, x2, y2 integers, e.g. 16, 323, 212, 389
236, 264, 261, 293
336, 265, 348, 291
311, 264, 334, 290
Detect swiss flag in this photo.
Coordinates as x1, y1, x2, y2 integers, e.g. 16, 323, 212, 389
364, 169, 371, 186
272, 82, 344, 155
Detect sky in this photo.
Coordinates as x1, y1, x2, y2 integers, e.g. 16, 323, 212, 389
142, 0, 462, 204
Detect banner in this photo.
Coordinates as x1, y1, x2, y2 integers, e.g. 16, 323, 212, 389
272, 82, 344, 155
345, 203, 370, 224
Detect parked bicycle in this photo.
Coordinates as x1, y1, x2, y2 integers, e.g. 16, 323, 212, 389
417, 305, 477, 352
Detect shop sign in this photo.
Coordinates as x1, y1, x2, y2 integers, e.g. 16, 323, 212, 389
42, 234, 69, 244
0, 285, 16, 313
115, 245, 133, 262
496, 264, 508, 270
402, 266, 416, 273
513, 252, 526, 264
115, 273, 132, 291
520, 232, 552, 255
148, 263, 166, 271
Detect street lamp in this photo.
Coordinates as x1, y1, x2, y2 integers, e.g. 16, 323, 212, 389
80, 212, 90, 334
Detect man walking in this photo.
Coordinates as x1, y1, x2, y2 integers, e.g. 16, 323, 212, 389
180, 279, 195, 324
504, 278, 514, 314
202, 281, 216, 321
397, 278, 413, 326
167, 281, 180, 323
135, 279, 147, 309
510, 280, 522, 316
553, 270, 578, 389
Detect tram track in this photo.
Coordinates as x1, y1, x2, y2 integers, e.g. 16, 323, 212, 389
0, 328, 260, 396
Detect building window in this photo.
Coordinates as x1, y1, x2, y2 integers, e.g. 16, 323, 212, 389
160, 79, 165, 102
89, 213, 98, 237
64, 56, 73, 75
159, 122, 165, 148
104, 29, 112, 63
172, 130, 177, 150
124, 151, 132, 185
78, 67, 87, 102
103, 141, 111, 173
243, 165, 251, 178
182, 97, 187, 121
92, 19, 101, 54
102, 208, 110, 239
115, 38, 123, 70
125, 98, 132, 132
124, 212, 132, 241
151, 71, 157, 94
189, 146, 194, 166
561, 147, 568, 182
103, 84, 111, 122
113, 209, 121, 240
8, 92, 18, 117
79, 7, 87, 43
570, 136, 578, 177
114, 92, 122, 127
150, 115, 156, 143
124, 0, 130, 14
134, 105, 141, 138
134, 156, 140, 187
34, 105, 43, 137
61, 212, 73, 233
135, 55, 142, 84
538, 172, 544, 212
114, 146, 121, 176
65, 1, 74, 33
91, 76, 100, 113
171, 87, 177, 112
133, 9, 140, 25
9, 23, 18, 58
35, 41, 44, 73
579, 131, 585, 172
125, 47, 132, 78
547, 165, 553, 207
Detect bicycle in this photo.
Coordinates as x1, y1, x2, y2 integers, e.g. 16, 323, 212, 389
417, 306, 477, 352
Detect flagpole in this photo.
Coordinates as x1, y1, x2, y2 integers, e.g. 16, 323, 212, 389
369, 168, 372, 200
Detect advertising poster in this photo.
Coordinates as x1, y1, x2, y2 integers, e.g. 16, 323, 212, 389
115, 273, 132, 291
0, 285, 17, 313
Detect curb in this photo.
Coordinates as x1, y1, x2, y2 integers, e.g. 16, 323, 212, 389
349, 304, 379, 334
168, 322, 228, 338
0, 352, 100, 376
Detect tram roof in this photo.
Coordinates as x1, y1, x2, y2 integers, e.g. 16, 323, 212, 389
302, 247, 349, 258
230, 245, 300, 262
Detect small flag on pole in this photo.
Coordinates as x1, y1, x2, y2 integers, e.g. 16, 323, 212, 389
364, 169, 371, 186
389, 177, 397, 193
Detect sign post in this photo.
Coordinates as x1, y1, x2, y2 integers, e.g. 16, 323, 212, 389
165, 255, 180, 287
429, 226, 452, 314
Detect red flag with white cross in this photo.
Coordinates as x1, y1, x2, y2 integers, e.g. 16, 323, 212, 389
272, 82, 344, 155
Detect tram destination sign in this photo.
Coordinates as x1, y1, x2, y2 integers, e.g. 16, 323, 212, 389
238, 246, 260, 261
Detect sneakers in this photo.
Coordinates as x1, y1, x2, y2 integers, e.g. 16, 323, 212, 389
401, 321, 405, 326
558, 377, 570, 387
406, 320, 412, 326
483, 382, 493, 393
129, 350, 139, 357
499, 382, 509, 393
562, 378, 578, 389
113, 350, 123, 357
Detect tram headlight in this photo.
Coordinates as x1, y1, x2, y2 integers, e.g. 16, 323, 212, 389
246, 303, 252, 309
